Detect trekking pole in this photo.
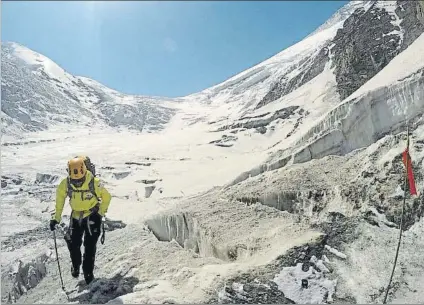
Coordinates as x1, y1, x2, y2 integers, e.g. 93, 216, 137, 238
53, 230, 69, 300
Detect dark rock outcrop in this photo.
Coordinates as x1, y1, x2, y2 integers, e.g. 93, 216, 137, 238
255, 1, 424, 111
332, 1, 424, 100
145, 185, 156, 198
256, 48, 329, 109
35, 173, 58, 184
217, 106, 301, 132
209, 135, 238, 147
397, 1, 424, 50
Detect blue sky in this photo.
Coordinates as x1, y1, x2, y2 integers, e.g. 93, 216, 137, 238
2, 1, 347, 97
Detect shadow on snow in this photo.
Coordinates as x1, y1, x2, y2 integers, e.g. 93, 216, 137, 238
68, 274, 139, 304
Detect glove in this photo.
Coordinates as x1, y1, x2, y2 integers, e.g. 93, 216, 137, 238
50, 219, 58, 231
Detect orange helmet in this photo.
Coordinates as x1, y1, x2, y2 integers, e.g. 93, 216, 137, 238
67, 157, 87, 180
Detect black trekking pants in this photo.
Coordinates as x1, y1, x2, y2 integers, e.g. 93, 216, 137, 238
65, 212, 102, 276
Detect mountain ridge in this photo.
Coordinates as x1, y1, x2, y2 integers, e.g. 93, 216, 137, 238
0, 1, 364, 101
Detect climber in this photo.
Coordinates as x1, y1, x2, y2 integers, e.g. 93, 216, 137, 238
49, 156, 112, 284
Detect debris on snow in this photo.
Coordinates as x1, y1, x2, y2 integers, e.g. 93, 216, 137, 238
125, 161, 152, 166
103, 218, 127, 232
217, 279, 295, 304
322, 255, 331, 264
324, 245, 347, 259
366, 207, 397, 228
310, 255, 331, 273
272, 262, 338, 304
136, 178, 161, 185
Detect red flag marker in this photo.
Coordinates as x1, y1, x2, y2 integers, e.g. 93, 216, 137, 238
402, 148, 417, 195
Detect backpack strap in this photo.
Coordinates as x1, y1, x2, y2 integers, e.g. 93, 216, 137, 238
88, 178, 106, 244
88, 178, 100, 202
66, 177, 73, 200
66, 177, 98, 200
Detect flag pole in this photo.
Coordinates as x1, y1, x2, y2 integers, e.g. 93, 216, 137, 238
383, 123, 409, 304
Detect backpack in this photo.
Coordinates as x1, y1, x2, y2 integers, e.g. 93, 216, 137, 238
82, 156, 96, 177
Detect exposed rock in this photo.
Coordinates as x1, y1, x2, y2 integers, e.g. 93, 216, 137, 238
240, 112, 271, 120
215, 143, 234, 148
2, 253, 50, 303
145, 186, 156, 198
125, 162, 152, 167
255, 126, 267, 134
71, 275, 140, 304
217, 106, 301, 132
397, 1, 424, 52
215, 280, 295, 304
210, 135, 238, 147
2, 175, 24, 186
112, 172, 131, 180
257, 48, 329, 109
103, 218, 127, 232
136, 179, 160, 185
332, 1, 424, 100
251, 0, 424, 113
35, 173, 59, 184
101, 166, 115, 170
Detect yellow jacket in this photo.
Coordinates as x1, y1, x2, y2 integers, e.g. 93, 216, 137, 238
54, 171, 112, 222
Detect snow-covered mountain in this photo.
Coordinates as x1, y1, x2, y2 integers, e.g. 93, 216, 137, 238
2, 1, 424, 304
1, 42, 178, 138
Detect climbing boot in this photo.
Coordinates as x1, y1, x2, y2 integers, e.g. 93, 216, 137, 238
71, 266, 80, 278
84, 272, 94, 285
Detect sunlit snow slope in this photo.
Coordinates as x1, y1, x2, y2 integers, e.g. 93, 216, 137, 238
2, 1, 424, 304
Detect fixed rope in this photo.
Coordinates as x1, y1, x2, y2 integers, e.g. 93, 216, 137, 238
382, 124, 410, 304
